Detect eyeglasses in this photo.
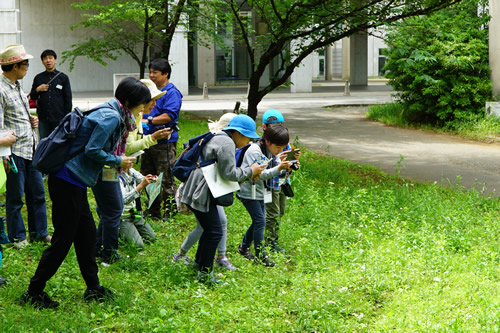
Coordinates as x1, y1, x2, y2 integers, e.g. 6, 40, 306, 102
19, 61, 29, 67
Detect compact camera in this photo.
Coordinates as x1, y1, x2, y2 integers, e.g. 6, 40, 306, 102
290, 161, 299, 171
171, 122, 180, 132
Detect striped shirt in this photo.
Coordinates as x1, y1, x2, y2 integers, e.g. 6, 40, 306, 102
0, 74, 38, 160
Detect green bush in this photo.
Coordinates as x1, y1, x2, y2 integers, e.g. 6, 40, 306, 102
383, 0, 491, 125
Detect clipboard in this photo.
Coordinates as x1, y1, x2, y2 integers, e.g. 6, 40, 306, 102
201, 163, 240, 198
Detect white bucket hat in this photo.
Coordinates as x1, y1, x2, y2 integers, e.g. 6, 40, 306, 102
140, 79, 166, 100
0, 44, 33, 65
208, 112, 237, 134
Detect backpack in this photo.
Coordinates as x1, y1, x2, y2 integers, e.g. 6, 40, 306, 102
32, 106, 104, 174
172, 131, 217, 182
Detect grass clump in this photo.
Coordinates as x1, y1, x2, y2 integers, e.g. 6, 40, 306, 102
0, 115, 499, 331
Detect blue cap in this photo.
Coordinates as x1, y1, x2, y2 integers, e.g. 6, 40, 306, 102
262, 109, 284, 124
224, 115, 260, 139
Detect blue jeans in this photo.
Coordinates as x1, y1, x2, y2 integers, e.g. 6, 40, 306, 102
92, 176, 123, 260
6, 154, 48, 242
189, 202, 223, 273
239, 198, 267, 258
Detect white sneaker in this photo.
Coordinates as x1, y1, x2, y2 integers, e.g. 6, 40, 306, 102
14, 239, 28, 249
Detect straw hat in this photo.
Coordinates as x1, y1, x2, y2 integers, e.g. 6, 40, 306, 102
0, 45, 33, 65
140, 79, 166, 100
208, 112, 237, 134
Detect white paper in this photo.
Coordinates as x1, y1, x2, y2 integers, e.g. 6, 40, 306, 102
201, 163, 240, 198
0, 129, 12, 157
129, 150, 144, 158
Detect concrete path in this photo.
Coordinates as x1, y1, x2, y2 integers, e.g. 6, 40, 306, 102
73, 81, 500, 196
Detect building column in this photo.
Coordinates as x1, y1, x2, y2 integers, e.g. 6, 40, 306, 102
325, 45, 333, 80
197, 43, 216, 88
169, 23, 189, 96
490, 0, 500, 98
290, 39, 313, 93
341, 31, 368, 86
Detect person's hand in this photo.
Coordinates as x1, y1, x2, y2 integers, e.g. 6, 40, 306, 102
250, 162, 266, 181
119, 156, 135, 169
0, 131, 17, 146
278, 160, 292, 171
294, 150, 301, 160
36, 84, 49, 93
137, 174, 155, 191
3, 159, 10, 174
30, 116, 39, 128
151, 128, 173, 141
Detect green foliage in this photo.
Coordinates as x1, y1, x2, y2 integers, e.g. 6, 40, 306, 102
383, 0, 492, 125
1, 116, 500, 331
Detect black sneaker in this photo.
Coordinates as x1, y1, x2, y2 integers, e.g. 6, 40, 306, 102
19, 291, 60, 309
0, 276, 6, 287
84, 285, 114, 302
238, 247, 255, 260
197, 271, 226, 285
101, 253, 122, 267
270, 243, 285, 253
255, 256, 276, 267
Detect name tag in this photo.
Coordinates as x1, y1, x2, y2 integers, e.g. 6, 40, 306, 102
102, 167, 118, 182
264, 190, 272, 204
56, 84, 63, 90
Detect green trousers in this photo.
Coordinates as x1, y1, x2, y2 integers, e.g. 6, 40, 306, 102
119, 217, 156, 249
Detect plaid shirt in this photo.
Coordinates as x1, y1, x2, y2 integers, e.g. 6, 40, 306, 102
0, 74, 38, 160
268, 143, 292, 190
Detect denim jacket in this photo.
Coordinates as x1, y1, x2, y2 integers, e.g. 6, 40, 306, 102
65, 99, 123, 187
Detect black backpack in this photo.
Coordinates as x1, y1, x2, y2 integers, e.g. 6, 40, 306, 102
172, 131, 217, 182
32, 106, 104, 174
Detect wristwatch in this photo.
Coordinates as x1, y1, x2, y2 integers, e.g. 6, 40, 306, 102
147, 116, 153, 125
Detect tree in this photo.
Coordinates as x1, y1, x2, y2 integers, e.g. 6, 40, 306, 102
383, 0, 491, 124
62, 0, 187, 79
194, 0, 462, 119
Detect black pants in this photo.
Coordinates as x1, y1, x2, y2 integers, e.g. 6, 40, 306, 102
28, 176, 99, 295
189, 203, 223, 273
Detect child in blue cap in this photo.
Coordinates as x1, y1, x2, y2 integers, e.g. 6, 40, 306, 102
261, 109, 301, 253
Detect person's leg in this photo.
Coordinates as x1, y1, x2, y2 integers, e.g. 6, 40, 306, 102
151, 143, 178, 219
241, 199, 267, 258
239, 198, 256, 252
135, 218, 156, 243
5, 155, 27, 242
216, 206, 227, 256
180, 220, 204, 253
38, 120, 59, 140
92, 177, 123, 262
265, 189, 281, 245
119, 217, 145, 248
24, 159, 48, 241
190, 203, 222, 273
27, 176, 84, 295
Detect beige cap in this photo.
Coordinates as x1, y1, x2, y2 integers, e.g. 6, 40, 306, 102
208, 112, 237, 134
140, 79, 166, 100
0, 44, 33, 65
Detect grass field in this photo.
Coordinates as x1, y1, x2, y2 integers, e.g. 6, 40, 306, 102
0, 114, 499, 332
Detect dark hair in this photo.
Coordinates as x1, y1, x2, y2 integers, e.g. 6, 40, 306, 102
1, 64, 15, 72
41, 49, 57, 60
262, 124, 289, 146
149, 58, 172, 78
115, 77, 151, 109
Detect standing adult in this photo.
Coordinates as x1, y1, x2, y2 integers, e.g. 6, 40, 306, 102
0, 44, 49, 249
141, 59, 182, 221
18, 78, 140, 310
30, 49, 72, 139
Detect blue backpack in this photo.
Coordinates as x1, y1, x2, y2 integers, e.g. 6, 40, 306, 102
32, 106, 104, 174
172, 132, 217, 182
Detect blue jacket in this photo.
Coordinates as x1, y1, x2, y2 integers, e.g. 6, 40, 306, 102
142, 82, 182, 143
66, 99, 123, 187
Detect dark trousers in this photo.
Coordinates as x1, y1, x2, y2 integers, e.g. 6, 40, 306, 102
92, 176, 123, 260
140, 143, 177, 216
189, 203, 223, 273
6, 154, 48, 242
38, 120, 59, 139
240, 198, 267, 258
28, 176, 99, 295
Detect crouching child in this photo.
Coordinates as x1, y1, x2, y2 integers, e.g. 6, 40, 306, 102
119, 168, 157, 248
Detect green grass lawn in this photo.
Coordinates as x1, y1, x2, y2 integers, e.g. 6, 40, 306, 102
0, 114, 499, 331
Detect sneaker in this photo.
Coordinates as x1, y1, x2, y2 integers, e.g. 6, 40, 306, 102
238, 247, 255, 260
216, 257, 238, 271
172, 252, 191, 265
255, 256, 276, 267
101, 253, 122, 267
19, 291, 59, 309
84, 285, 114, 302
197, 271, 225, 285
270, 242, 285, 253
14, 239, 28, 249
0, 276, 6, 287
41, 235, 52, 244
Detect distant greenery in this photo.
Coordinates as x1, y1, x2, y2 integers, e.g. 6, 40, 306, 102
1, 116, 499, 331
367, 103, 500, 142
383, 0, 491, 126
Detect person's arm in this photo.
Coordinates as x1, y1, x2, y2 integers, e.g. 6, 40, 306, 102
30, 74, 41, 100
119, 174, 141, 205
83, 114, 122, 167
63, 75, 72, 114
143, 90, 181, 125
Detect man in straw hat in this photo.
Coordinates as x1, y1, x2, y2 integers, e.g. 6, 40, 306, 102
0, 44, 50, 249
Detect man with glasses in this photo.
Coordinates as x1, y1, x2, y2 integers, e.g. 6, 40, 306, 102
0, 45, 49, 249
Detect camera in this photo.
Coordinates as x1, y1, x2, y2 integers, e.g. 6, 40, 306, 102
171, 122, 180, 132
290, 161, 299, 171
